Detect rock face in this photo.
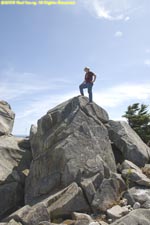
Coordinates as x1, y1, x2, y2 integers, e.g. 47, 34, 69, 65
120, 160, 150, 188
124, 187, 150, 208
92, 178, 122, 212
111, 209, 150, 225
2, 219, 23, 225
108, 120, 150, 167
0, 101, 15, 136
43, 182, 90, 220
0, 136, 32, 219
4, 203, 50, 225
25, 96, 116, 204
0, 100, 33, 219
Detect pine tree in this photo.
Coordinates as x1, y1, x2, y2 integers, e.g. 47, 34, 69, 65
123, 103, 150, 144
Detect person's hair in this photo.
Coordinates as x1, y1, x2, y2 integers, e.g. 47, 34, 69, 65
84, 67, 90, 71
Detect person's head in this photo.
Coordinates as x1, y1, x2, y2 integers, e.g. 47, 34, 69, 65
84, 67, 90, 73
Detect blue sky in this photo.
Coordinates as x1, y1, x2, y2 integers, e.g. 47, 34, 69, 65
0, 0, 150, 135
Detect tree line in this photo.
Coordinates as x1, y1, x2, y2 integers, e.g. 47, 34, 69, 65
123, 103, 150, 145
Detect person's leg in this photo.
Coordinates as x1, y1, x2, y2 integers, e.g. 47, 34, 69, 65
79, 83, 87, 96
87, 83, 93, 102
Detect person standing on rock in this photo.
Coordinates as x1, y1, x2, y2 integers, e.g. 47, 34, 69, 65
79, 67, 96, 103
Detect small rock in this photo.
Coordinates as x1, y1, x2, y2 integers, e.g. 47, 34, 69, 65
123, 192, 136, 206
89, 222, 99, 225
39, 222, 51, 225
126, 205, 132, 209
107, 205, 129, 220
108, 208, 150, 225
8, 219, 22, 225
142, 200, 150, 209
51, 224, 65, 225
101, 214, 107, 220
142, 164, 150, 178
62, 220, 75, 224
72, 212, 93, 223
98, 222, 109, 225
133, 202, 141, 209
108, 218, 113, 224
120, 198, 128, 206
99, 221, 108, 225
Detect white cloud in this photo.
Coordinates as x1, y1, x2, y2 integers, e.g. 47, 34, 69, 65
124, 16, 130, 21
77, 0, 144, 22
16, 91, 78, 120
79, 0, 143, 21
94, 83, 150, 108
0, 68, 71, 101
144, 59, 150, 66
114, 31, 123, 38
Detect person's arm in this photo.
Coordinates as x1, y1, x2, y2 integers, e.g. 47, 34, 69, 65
92, 74, 96, 83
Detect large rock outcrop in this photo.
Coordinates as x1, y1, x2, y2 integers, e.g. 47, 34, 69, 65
3, 97, 150, 224
0, 101, 15, 136
25, 96, 116, 204
0, 136, 32, 219
0, 100, 33, 219
108, 120, 150, 167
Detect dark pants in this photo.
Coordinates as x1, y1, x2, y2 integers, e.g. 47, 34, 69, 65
79, 82, 93, 102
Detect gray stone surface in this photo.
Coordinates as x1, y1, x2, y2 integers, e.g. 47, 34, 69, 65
7, 220, 22, 225
121, 160, 150, 188
108, 120, 150, 167
96, 222, 108, 225
121, 160, 142, 173
29, 125, 37, 157
122, 168, 150, 187
110, 172, 127, 192
142, 200, 150, 209
124, 187, 150, 208
133, 202, 141, 209
38, 222, 51, 225
0, 136, 31, 184
0, 220, 22, 225
74, 221, 87, 225
43, 182, 90, 220
0, 182, 23, 220
142, 164, 150, 179
72, 212, 93, 223
111, 209, 150, 225
0, 101, 15, 135
92, 178, 121, 212
50, 224, 64, 225
107, 205, 129, 220
25, 96, 116, 204
4, 203, 50, 225
0, 136, 32, 219
88, 222, 99, 225
81, 173, 105, 205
